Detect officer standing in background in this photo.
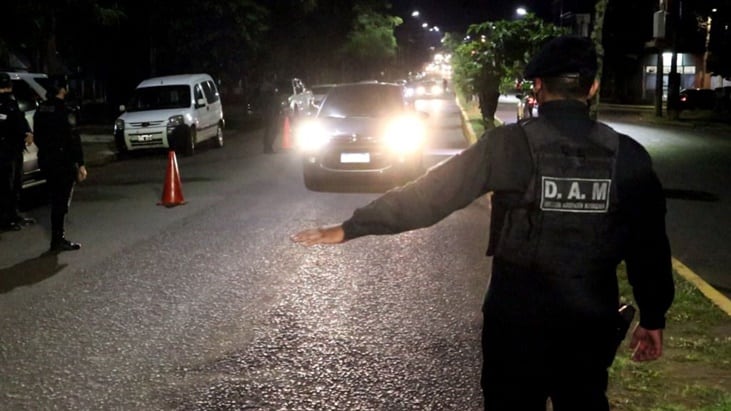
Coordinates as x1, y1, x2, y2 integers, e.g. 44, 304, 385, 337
291, 35, 674, 410
0, 72, 35, 231
260, 78, 282, 154
33, 75, 87, 252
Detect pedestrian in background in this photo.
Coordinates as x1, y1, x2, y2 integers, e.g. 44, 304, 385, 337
291, 35, 674, 410
33, 75, 87, 252
0, 72, 35, 232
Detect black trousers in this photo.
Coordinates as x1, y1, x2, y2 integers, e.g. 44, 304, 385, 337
262, 113, 280, 152
481, 318, 615, 411
43, 165, 76, 239
0, 153, 21, 223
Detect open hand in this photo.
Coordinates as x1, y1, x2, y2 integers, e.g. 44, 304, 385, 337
290, 224, 345, 246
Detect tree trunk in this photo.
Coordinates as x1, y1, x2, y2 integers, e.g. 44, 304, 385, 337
589, 0, 609, 121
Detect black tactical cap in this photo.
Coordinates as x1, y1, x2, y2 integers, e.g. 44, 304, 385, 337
524, 35, 598, 80
0, 73, 11, 89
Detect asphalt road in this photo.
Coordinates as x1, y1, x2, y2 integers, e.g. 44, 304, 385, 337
0, 96, 487, 409
1, 95, 728, 409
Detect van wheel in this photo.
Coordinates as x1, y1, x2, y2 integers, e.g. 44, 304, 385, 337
182, 127, 196, 156
214, 123, 224, 148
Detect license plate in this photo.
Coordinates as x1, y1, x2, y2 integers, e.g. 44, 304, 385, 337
340, 152, 370, 163
135, 134, 153, 141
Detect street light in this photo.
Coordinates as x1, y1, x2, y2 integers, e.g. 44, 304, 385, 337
516, 7, 528, 17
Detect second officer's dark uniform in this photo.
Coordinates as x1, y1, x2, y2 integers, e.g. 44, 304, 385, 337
326, 36, 674, 409
0, 73, 34, 231
33, 77, 85, 251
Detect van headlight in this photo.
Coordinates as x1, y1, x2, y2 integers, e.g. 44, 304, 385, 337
295, 120, 330, 151
167, 115, 185, 133
114, 119, 125, 132
384, 116, 425, 154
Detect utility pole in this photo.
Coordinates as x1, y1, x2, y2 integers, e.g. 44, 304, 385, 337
653, 1, 667, 117
666, 0, 681, 120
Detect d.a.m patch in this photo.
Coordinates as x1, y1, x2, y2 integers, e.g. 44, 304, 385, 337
540, 176, 611, 213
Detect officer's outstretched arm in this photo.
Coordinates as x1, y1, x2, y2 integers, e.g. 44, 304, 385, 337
629, 325, 663, 362
291, 224, 345, 247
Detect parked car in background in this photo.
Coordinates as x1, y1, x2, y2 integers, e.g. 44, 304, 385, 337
295, 81, 427, 190
679, 88, 716, 111
3, 71, 50, 189
276, 77, 314, 117
114, 73, 225, 156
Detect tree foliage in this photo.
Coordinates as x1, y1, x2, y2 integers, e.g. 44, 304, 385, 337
340, 4, 402, 79
449, 14, 567, 98
446, 13, 566, 123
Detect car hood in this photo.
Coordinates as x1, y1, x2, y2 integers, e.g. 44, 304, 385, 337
118, 108, 189, 123
317, 115, 395, 139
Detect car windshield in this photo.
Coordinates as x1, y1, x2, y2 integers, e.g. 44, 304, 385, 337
126, 85, 191, 112
319, 85, 405, 118
311, 85, 333, 95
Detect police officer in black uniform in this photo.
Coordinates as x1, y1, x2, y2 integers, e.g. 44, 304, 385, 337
33, 75, 87, 252
0, 72, 35, 231
291, 35, 674, 410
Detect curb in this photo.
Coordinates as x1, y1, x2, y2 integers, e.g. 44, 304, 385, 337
456, 98, 731, 317
672, 258, 731, 316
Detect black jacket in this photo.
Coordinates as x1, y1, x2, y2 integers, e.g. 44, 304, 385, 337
341, 100, 674, 330
0, 93, 31, 160
33, 96, 84, 170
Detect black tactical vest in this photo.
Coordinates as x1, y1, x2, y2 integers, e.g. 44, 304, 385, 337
493, 117, 624, 280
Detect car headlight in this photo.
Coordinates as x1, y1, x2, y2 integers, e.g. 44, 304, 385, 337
384, 116, 425, 153
167, 115, 185, 129
295, 120, 330, 151
168, 114, 185, 134
114, 119, 125, 132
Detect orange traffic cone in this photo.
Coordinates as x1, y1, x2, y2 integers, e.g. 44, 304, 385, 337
281, 115, 292, 149
158, 150, 186, 207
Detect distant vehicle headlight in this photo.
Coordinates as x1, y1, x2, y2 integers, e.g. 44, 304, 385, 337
384, 116, 424, 153
296, 120, 330, 151
404, 87, 415, 98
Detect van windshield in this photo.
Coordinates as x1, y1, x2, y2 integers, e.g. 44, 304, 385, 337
126, 85, 191, 112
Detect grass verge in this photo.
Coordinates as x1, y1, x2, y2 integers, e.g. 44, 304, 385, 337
610, 266, 731, 410
457, 93, 731, 410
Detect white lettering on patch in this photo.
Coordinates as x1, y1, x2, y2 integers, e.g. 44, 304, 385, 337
540, 176, 611, 213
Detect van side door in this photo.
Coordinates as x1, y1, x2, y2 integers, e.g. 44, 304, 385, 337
200, 80, 222, 138
192, 82, 210, 139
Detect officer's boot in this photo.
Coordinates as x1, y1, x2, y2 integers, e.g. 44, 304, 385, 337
50, 231, 81, 252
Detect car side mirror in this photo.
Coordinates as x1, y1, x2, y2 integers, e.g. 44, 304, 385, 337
196, 98, 206, 108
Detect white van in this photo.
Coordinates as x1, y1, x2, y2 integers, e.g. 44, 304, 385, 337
114, 73, 225, 156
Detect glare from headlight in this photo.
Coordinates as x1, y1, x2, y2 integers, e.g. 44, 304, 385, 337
430, 84, 443, 95
295, 120, 331, 151
384, 116, 425, 153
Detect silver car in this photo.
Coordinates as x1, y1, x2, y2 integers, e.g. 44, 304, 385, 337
295, 82, 427, 190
